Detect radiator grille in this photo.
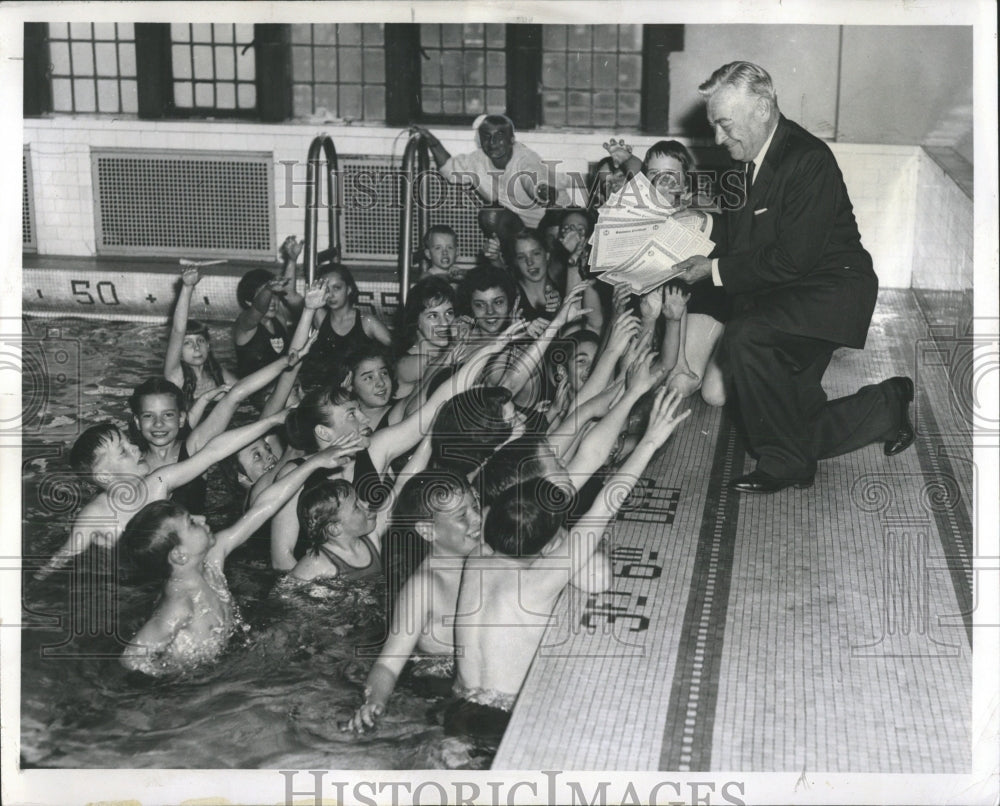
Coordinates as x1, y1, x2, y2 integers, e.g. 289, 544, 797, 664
23, 148, 36, 251
92, 149, 274, 259
339, 156, 484, 264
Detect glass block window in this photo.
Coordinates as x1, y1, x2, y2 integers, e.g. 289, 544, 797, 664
48, 23, 138, 114
290, 23, 386, 121
540, 25, 643, 128
419, 24, 506, 117
170, 23, 257, 112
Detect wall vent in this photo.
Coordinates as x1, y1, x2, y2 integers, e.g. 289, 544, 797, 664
338, 156, 484, 265
92, 149, 274, 259
23, 147, 36, 252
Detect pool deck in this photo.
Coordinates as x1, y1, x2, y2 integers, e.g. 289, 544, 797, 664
495, 289, 976, 772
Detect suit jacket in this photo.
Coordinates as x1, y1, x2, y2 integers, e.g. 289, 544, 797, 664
716, 115, 878, 349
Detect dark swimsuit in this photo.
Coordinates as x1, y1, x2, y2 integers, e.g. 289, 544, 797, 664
170, 440, 207, 514
315, 535, 383, 582
300, 310, 375, 391
235, 319, 288, 378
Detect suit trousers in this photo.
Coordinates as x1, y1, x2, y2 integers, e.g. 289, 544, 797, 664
721, 313, 899, 479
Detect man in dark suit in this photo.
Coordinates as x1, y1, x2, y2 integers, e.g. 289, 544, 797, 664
674, 62, 914, 493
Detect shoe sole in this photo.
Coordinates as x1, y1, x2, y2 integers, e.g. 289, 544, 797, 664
731, 480, 814, 493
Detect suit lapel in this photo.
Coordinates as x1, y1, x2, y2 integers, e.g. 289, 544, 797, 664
729, 116, 789, 249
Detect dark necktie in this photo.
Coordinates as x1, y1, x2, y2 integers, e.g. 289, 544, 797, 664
746, 160, 756, 188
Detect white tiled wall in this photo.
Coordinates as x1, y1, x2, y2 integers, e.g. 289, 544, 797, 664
23, 118, 972, 289
911, 153, 974, 290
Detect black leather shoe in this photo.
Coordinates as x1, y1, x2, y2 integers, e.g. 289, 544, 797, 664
729, 470, 814, 494
884, 376, 915, 456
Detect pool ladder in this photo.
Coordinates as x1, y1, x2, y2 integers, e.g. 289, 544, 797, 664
303, 134, 341, 285
397, 129, 433, 306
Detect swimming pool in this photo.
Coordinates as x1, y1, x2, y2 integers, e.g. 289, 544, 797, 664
19, 315, 490, 770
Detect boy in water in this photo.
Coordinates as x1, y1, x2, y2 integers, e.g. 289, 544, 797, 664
446, 387, 690, 740
34, 413, 288, 580
119, 443, 355, 676
419, 225, 465, 285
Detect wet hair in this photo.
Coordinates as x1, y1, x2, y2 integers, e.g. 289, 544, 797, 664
698, 61, 778, 108
484, 477, 573, 557
545, 329, 601, 386
178, 320, 226, 408
284, 383, 356, 453
384, 469, 473, 606
127, 377, 190, 452
429, 386, 513, 475
318, 263, 360, 306
456, 264, 516, 318
422, 224, 458, 251
344, 344, 397, 406
297, 478, 355, 555
119, 499, 188, 584
642, 140, 695, 177
70, 422, 124, 479
236, 268, 276, 309
395, 276, 455, 354
480, 435, 555, 506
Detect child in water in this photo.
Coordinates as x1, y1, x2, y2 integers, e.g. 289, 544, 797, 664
444, 388, 690, 742
119, 443, 356, 676
163, 265, 237, 412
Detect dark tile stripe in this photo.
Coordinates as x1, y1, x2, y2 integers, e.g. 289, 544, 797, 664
659, 409, 746, 771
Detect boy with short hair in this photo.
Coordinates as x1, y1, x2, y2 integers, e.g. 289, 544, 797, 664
419, 225, 463, 285
34, 412, 288, 580
119, 443, 354, 676
446, 387, 690, 740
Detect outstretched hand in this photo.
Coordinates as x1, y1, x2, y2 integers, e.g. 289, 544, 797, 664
303, 279, 329, 310
662, 284, 691, 321
603, 138, 634, 168
640, 387, 691, 450
280, 235, 303, 263
180, 266, 201, 287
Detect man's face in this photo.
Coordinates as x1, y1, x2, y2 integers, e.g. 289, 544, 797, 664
479, 121, 514, 167
706, 85, 769, 163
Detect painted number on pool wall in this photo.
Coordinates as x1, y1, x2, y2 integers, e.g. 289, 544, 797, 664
71, 280, 120, 305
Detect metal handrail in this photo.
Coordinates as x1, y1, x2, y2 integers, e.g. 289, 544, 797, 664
397, 130, 432, 306
303, 134, 340, 285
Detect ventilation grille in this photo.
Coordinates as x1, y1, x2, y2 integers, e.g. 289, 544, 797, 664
339, 156, 484, 264
92, 149, 274, 259
23, 148, 36, 252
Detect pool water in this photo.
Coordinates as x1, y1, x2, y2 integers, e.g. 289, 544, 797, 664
19, 315, 490, 770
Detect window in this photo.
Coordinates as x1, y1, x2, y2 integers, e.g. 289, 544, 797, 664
418, 24, 507, 118
540, 25, 643, 128
169, 23, 257, 113
47, 22, 137, 114
290, 23, 386, 121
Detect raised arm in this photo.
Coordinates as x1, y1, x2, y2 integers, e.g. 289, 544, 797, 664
411, 126, 451, 169
553, 387, 689, 590
573, 310, 641, 408
163, 267, 200, 388
278, 235, 305, 316
233, 278, 284, 346
157, 411, 288, 493
486, 282, 591, 398
213, 441, 360, 560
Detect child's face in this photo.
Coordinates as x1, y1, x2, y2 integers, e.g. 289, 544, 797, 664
93, 432, 148, 484
326, 400, 373, 443
236, 438, 277, 486
429, 489, 482, 557
470, 287, 510, 335
336, 491, 378, 538
181, 333, 209, 367
135, 393, 186, 449
513, 238, 549, 282
174, 511, 215, 557
567, 342, 598, 391
425, 233, 457, 271
351, 358, 392, 409
646, 153, 687, 208
323, 273, 351, 310
417, 299, 456, 347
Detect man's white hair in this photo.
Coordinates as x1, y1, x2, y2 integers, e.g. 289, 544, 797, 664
699, 61, 778, 109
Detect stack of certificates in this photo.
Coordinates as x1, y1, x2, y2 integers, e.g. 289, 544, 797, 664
588, 172, 715, 294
